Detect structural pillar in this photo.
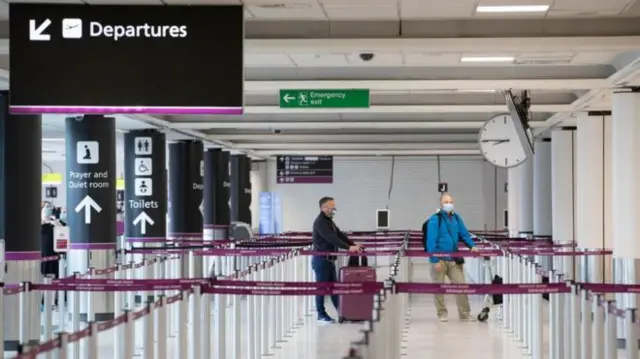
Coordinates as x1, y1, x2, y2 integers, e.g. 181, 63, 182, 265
507, 166, 521, 235
66, 115, 117, 321
168, 140, 203, 276
576, 112, 611, 284
0, 92, 42, 349
611, 90, 640, 348
123, 130, 167, 245
230, 154, 252, 226
203, 149, 231, 241
518, 157, 534, 236
533, 138, 552, 269
551, 127, 576, 279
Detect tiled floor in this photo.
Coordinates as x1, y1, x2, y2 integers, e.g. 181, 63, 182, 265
4, 262, 637, 358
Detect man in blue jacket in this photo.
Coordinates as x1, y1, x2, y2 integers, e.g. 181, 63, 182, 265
425, 192, 477, 322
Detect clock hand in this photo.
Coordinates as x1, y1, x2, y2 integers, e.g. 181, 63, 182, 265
481, 139, 510, 144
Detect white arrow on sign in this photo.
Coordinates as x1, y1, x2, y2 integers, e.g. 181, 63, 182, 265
282, 94, 295, 103
29, 19, 51, 41
199, 201, 204, 216
74, 195, 102, 224
133, 211, 155, 235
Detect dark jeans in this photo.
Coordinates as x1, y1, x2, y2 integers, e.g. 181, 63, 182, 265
312, 256, 339, 317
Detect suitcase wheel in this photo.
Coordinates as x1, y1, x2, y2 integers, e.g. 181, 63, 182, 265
477, 308, 489, 322
339, 316, 345, 324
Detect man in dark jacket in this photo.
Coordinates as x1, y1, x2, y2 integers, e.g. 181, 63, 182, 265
312, 196, 362, 323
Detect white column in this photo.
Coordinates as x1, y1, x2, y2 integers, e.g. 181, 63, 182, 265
250, 161, 268, 228
533, 139, 552, 237
576, 112, 606, 249
507, 166, 521, 235
611, 90, 640, 340
518, 158, 534, 235
612, 91, 640, 259
551, 128, 576, 245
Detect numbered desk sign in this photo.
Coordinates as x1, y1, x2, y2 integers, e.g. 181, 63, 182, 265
53, 226, 70, 253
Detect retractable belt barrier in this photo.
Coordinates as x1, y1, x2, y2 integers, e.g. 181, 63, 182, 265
1, 231, 635, 359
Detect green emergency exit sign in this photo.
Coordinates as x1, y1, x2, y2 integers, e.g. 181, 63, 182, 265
279, 89, 370, 109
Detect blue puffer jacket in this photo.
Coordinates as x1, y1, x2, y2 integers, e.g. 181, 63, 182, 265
425, 211, 475, 264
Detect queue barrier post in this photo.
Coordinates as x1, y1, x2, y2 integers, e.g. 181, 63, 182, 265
604, 300, 617, 359
192, 285, 202, 359
177, 291, 189, 359
625, 308, 638, 359
260, 260, 270, 357
158, 295, 168, 359
532, 266, 543, 359
248, 264, 258, 359
569, 282, 580, 359
58, 332, 69, 359
556, 274, 566, 359
18, 282, 29, 347
592, 294, 604, 359
143, 299, 155, 359
202, 287, 212, 359
214, 280, 226, 359
123, 309, 134, 359
581, 289, 592, 359
86, 321, 98, 359
42, 276, 54, 350
232, 269, 242, 359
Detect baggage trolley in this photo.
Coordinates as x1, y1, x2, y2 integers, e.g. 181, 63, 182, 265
477, 255, 503, 322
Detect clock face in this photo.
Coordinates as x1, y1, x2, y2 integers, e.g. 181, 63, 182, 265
479, 114, 529, 168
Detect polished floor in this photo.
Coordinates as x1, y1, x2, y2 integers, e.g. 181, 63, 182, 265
3, 262, 638, 358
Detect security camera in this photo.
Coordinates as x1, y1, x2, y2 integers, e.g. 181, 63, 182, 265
272, 129, 282, 134
359, 53, 375, 61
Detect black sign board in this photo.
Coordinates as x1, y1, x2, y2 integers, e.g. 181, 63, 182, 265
505, 182, 508, 193
45, 186, 58, 199
9, 4, 243, 115
276, 156, 333, 184
438, 182, 448, 193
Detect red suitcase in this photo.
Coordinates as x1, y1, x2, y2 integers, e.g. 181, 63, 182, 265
338, 256, 376, 323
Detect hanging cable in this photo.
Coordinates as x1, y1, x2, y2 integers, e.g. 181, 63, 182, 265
386, 156, 395, 208
436, 155, 442, 184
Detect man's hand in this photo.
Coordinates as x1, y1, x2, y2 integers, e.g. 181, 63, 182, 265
349, 244, 364, 253
470, 247, 478, 252
434, 262, 443, 273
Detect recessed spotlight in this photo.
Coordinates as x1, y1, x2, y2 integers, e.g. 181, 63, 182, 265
460, 56, 515, 63
257, 3, 311, 9
476, 5, 550, 13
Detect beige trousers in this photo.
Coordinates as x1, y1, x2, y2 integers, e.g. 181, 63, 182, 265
430, 261, 471, 318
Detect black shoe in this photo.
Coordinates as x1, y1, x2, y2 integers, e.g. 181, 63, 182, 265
317, 315, 336, 324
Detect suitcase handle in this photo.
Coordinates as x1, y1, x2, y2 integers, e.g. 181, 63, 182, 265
347, 255, 368, 267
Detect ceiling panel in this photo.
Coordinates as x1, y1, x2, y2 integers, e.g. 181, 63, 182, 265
289, 53, 348, 66
401, 0, 475, 19
84, 0, 161, 4
245, 0, 326, 20
552, 0, 634, 12
163, 0, 240, 3
245, 54, 295, 67
321, 0, 398, 20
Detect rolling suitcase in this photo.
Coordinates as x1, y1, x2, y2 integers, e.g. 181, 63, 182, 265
338, 256, 376, 323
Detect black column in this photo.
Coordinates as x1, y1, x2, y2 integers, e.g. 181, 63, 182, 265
168, 140, 203, 238
124, 130, 167, 244
203, 149, 231, 240
0, 92, 42, 257
65, 116, 116, 247
230, 154, 251, 224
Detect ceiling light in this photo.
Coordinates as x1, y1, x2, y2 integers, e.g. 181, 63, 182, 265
42, 138, 65, 141
476, 5, 550, 13
456, 89, 497, 93
460, 56, 515, 63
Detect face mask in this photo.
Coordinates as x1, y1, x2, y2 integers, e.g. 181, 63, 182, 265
59, 212, 67, 222
331, 209, 337, 218
41, 206, 53, 219
442, 203, 454, 213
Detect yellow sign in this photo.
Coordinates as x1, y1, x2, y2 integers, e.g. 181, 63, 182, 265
116, 178, 125, 190
42, 173, 62, 185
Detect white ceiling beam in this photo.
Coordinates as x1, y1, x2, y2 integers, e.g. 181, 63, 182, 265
182, 121, 549, 130
234, 142, 479, 150
207, 133, 479, 141
255, 149, 481, 156
244, 37, 640, 54
1, 37, 638, 56
247, 79, 608, 92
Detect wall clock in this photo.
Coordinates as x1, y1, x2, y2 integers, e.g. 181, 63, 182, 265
479, 113, 533, 168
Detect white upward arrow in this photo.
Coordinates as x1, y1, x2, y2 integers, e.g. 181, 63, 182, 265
29, 19, 51, 41
74, 195, 102, 224
283, 94, 295, 103
133, 211, 155, 235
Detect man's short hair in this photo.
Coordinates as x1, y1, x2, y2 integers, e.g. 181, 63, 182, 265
319, 196, 334, 208
440, 192, 452, 201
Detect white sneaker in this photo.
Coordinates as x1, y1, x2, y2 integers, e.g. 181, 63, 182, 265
438, 316, 448, 322
460, 315, 477, 322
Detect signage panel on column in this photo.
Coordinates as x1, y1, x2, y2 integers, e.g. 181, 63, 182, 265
9, 4, 243, 115
124, 130, 166, 241
230, 154, 251, 224
203, 149, 231, 240
65, 116, 116, 244
276, 155, 333, 184
168, 141, 203, 237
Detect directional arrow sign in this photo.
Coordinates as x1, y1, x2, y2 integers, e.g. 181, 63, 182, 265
199, 201, 204, 216
133, 211, 155, 235
29, 19, 51, 41
74, 195, 102, 224
282, 93, 295, 103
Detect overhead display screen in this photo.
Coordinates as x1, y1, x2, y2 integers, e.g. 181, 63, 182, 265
9, 4, 243, 115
